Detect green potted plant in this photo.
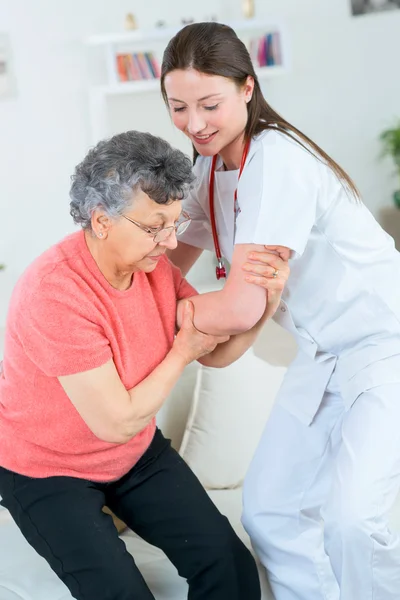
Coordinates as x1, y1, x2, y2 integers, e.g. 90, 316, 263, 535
0, 264, 5, 271
380, 120, 400, 208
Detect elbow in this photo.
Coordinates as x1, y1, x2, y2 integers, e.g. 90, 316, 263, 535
232, 314, 259, 334
226, 300, 266, 333
92, 418, 142, 445
105, 431, 133, 444
110, 420, 143, 444
198, 355, 233, 369
93, 428, 131, 445
218, 283, 266, 334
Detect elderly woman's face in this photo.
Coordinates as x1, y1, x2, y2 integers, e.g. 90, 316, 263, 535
97, 189, 183, 274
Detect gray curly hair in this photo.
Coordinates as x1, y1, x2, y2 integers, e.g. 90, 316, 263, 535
69, 130, 195, 230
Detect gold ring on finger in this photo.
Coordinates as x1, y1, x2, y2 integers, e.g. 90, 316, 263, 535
272, 269, 279, 278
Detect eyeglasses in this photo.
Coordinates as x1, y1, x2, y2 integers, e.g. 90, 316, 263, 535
122, 210, 191, 243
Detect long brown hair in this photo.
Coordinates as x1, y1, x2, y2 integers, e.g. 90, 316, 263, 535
161, 22, 359, 199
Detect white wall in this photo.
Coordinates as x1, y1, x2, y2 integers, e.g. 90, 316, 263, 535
0, 0, 399, 324
256, 0, 400, 216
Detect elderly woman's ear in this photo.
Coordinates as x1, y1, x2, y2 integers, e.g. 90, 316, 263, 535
91, 211, 112, 240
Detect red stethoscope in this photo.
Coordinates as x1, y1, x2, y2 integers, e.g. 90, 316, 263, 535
209, 139, 251, 279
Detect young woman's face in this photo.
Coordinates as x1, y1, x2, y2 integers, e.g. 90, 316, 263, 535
164, 69, 253, 158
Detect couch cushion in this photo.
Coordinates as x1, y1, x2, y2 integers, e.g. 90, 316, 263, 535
179, 348, 286, 490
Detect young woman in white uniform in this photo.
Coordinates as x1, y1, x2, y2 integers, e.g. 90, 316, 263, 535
160, 22, 400, 600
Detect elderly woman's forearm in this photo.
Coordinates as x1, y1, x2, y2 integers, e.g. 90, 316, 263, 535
117, 351, 187, 442
60, 353, 188, 445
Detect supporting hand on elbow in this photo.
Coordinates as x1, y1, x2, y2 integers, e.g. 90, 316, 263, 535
242, 245, 291, 320
172, 301, 230, 365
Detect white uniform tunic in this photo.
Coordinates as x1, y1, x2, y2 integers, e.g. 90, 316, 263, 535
179, 129, 400, 424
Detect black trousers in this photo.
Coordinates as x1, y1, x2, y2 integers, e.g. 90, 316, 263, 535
0, 429, 261, 600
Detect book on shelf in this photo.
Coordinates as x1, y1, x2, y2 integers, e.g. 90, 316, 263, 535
115, 51, 161, 82
249, 31, 282, 68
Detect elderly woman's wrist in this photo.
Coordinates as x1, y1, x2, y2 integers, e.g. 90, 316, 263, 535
168, 347, 190, 370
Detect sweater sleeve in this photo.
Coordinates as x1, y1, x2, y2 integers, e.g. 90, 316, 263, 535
17, 276, 112, 377
169, 259, 198, 300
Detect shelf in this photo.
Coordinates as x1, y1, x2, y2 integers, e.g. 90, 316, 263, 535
85, 19, 284, 47
92, 66, 286, 97
86, 27, 179, 47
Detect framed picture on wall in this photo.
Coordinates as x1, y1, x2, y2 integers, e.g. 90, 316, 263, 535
351, 0, 400, 16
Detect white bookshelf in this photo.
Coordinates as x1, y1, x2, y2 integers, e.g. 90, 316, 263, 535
85, 19, 287, 48
84, 18, 289, 142
94, 65, 286, 97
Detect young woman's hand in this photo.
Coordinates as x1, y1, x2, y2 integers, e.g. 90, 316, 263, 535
242, 245, 291, 321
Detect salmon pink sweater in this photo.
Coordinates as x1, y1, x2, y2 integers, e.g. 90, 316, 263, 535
0, 231, 196, 482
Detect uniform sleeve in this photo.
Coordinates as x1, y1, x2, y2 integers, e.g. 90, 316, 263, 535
176, 157, 214, 251
234, 132, 319, 258
17, 277, 112, 377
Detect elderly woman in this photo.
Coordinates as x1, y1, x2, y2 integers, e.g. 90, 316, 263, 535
0, 131, 289, 600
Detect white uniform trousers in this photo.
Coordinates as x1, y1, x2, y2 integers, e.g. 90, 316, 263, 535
242, 379, 400, 600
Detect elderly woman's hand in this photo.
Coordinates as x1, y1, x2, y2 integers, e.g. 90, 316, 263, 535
173, 301, 230, 365
242, 245, 291, 321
